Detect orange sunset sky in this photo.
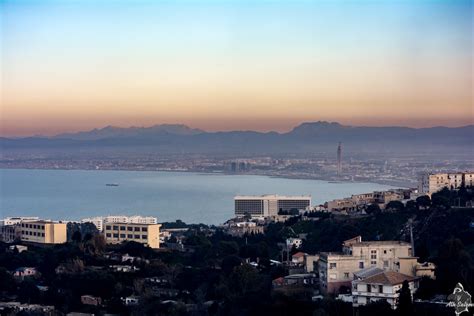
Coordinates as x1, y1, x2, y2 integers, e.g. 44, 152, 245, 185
1, 0, 473, 136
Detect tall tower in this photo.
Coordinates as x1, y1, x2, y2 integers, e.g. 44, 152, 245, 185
337, 142, 342, 176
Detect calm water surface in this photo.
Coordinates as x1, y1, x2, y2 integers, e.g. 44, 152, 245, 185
0, 169, 396, 225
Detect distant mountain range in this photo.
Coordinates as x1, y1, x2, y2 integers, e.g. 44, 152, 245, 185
1, 122, 473, 154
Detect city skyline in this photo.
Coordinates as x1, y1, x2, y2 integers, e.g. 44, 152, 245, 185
1, 0, 473, 136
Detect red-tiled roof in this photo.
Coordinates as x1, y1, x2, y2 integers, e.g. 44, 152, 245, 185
292, 252, 305, 258
360, 271, 418, 286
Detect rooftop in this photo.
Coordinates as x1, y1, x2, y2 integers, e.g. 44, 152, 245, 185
353, 267, 384, 279
356, 271, 418, 286
234, 194, 311, 200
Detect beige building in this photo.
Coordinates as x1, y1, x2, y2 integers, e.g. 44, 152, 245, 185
104, 222, 161, 249
20, 221, 67, 244
418, 172, 474, 195
327, 198, 357, 212
318, 236, 413, 293
352, 271, 419, 309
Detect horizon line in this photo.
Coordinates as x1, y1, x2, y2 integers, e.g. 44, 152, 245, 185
2, 120, 473, 139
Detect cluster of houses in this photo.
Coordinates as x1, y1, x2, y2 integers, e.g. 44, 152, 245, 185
325, 189, 414, 214
274, 235, 436, 309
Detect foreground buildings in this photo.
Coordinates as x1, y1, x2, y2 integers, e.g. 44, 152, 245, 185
104, 222, 161, 249
20, 221, 67, 244
418, 172, 474, 195
352, 270, 419, 309
318, 236, 432, 294
234, 194, 311, 218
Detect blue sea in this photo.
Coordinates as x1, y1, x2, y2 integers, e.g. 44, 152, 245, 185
0, 169, 396, 225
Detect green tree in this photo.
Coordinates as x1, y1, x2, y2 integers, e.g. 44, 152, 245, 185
435, 238, 473, 293
397, 280, 414, 316
366, 204, 381, 215
71, 230, 82, 243
416, 195, 431, 209
0, 267, 15, 292
386, 201, 405, 212
18, 279, 40, 304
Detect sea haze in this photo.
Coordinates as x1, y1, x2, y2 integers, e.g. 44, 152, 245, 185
0, 169, 397, 225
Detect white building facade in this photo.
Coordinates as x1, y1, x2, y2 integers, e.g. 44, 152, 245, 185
234, 195, 311, 218
352, 271, 419, 309
82, 215, 158, 232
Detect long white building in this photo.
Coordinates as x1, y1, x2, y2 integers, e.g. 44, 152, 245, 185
81, 215, 158, 232
418, 172, 474, 195
1, 217, 40, 226
234, 195, 311, 218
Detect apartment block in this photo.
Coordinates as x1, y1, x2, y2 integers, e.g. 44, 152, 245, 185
318, 236, 413, 294
82, 215, 158, 232
20, 221, 67, 244
234, 195, 311, 218
104, 222, 161, 249
418, 172, 474, 195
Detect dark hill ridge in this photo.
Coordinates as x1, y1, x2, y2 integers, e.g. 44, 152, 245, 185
1, 121, 473, 154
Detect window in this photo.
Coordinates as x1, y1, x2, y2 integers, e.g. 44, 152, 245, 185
329, 263, 337, 269
128, 227, 133, 231
120, 234, 125, 238
371, 261, 376, 266
367, 284, 371, 293
142, 227, 147, 232
134, 227, 140, 232
142, 235, 147, 239
359, 262, 364, 269
383, 250, 387, 254
106, 233, 111, 237
106, 225, 111, 230
370, 250, 377, 260
344, 272, 349, 279
113, 233, 119, 238
120, 226, 126, 230
113, 226, 119, 230
134, 235, 140, 239
379, 285, 383, 293
41, 233, 45, 237
128, 234, 133, 238
383, 261, 389, 268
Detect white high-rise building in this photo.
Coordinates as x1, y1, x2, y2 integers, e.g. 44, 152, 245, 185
234, 195, 311, 218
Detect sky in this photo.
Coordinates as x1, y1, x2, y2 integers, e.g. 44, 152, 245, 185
1, 0, 473, 136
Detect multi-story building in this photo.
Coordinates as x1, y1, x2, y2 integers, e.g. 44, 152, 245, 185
81, 217, 104, 231
327, 198, 357, 212
418, 172, 474, 195
20, 221, 67, 244
0, 217, 40, 226
82, 215, 158, 232
318, 236, 413, 293
103, 222, 161, 249
0, 225, 22, 243
352, 271, 419, 309
234, 195, 311, 218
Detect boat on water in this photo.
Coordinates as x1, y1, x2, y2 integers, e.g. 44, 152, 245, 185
105, 183, 119, 187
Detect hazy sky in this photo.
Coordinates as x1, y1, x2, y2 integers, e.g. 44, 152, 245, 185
1, 0, 473, 136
